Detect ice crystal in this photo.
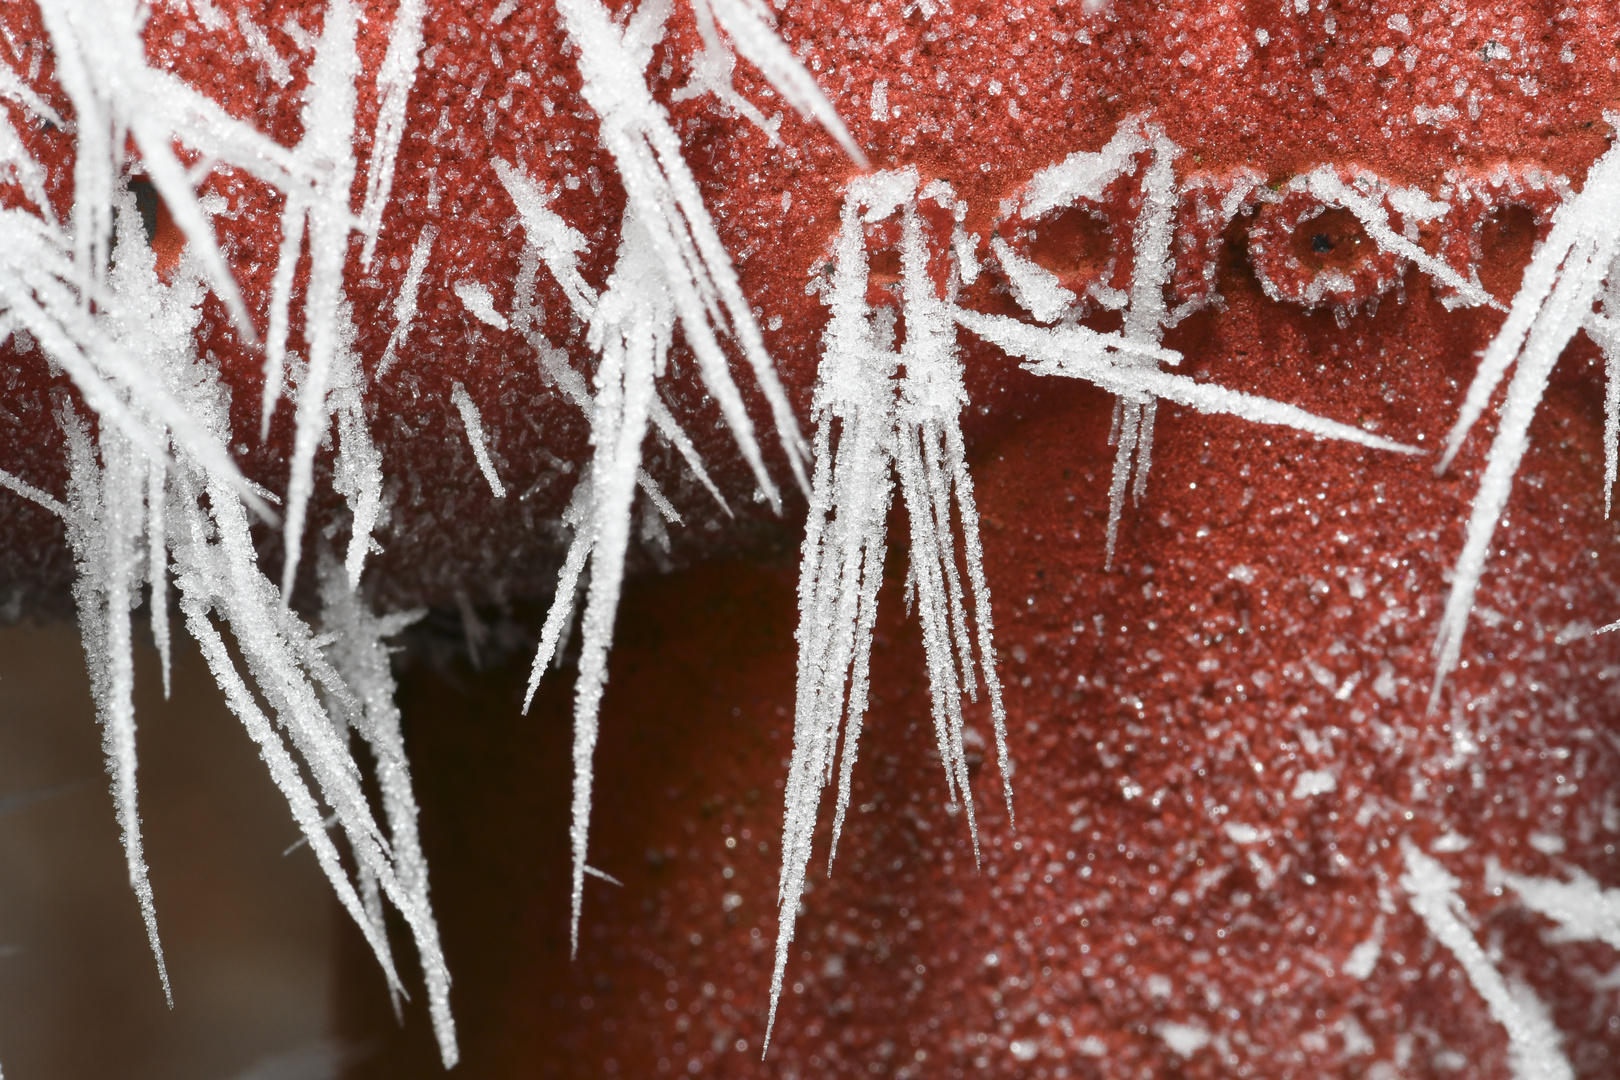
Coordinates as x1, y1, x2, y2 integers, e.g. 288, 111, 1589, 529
451, 380, 508, 498
768, 168, 1011, 1049
1402, 843, 1574, 1080
503, 0, 862, 957
984, 118, 1421, 568
1432, 136, 1620, 706
0, 7, 457, 1055
356, 0, 428, 266
1489, 860, 1620, 950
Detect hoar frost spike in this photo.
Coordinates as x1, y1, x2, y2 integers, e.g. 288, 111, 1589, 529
768, 168, 1012, 1051
0, 2, 459, 1050
1431, 133, 1620, 708
509, 0, 863, 957
1402, 842, 1574, 1080
964, 116, 1424, 570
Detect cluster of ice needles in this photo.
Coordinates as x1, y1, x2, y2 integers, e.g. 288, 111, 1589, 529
2, 0, 865, 1065
6, 0, 1620, 1068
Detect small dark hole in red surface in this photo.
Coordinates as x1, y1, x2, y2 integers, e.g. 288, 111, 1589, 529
1477, 204, 1539, 299
1025, 205, 1112, 279
1290, 208, 1367, 271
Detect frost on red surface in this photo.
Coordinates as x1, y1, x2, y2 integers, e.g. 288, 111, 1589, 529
6, 0, 1620, 1076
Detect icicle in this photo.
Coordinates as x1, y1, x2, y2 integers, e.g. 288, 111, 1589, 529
319, 561, 458, 1066
331, 341, 384, 587
550, 0, 809, 505
147, 458, 172, 698
34, 0, 295, 342
451, 381, 508, 498
1402, 842, 1574, 1080
274, 0, 363, 600
377, 225, 436, 379
1, 14, 456, 1066
1590, 282, 1620, 519
357, 0, 428, 266
59, 402, 172, 1006
1430, 139, 1620, 708
768, 169, 1011, 1052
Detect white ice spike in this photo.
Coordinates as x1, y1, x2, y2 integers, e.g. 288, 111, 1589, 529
550, 0, 810, 505
767, 169, 1011, 1052
1431, 139, 1620, 708
993, 119, 1422, 570
1402, 842, 1574, 1080
1, 152, 458, 1063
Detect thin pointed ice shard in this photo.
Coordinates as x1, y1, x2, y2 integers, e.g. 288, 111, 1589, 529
1402, 842, 1574, 1080
1430, 139, 1620, 708
768, 169, 1011, 1052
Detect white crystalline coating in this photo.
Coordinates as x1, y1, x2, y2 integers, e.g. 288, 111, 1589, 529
0, 54, 64, 125
1017, 118, 1147, 221
672, 0, 784, 143
1431, 140, 1620, 708
768, 168, 1011, 1052
868, 78, 887, 122
960, 310, 1419, 450
377, 224, 436, 378
454, 280, 511, 330
357, 0, 428, 266
1302, 167, 1498, 311
999, 124, 1435, 571
1592, 296, 1620, 519
1342, 934, 1382, 980
1490, 861, 1620, 950
504, 163, 732, 515
495, 159, 599, 321
0, 465, 71, 519
1, 136, 458, 1062
1156, 1022, 1211, 1057
147, 459, 171, 698
0, 110, 55, 222
699, 0, 867, 167
521, 205, 671, 958
551, 0, 808, 508
318, 564, 457, 1065
1291, 769, 1337, 798
1223, 822, 1267, 844
501, 2, 848, 953
331, 333, 384, 586
1402, 842, 1575, 1080
35, 0, 295, 343
268, 0, 365, 601
60, 403, 172, 1007
990, 236, 1076, 323
235, 8, 293, 87
451, 381, 507, 499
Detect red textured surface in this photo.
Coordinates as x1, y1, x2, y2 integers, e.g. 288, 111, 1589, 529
4, 0, 1620, 1076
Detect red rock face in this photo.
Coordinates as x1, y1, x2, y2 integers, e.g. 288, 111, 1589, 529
6, 0, 1620, 1077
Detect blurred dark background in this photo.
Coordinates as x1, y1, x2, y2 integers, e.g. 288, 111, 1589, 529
0, 624, 335, 1079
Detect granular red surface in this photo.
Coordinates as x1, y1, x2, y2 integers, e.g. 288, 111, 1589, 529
5, 0, 1620, 1076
